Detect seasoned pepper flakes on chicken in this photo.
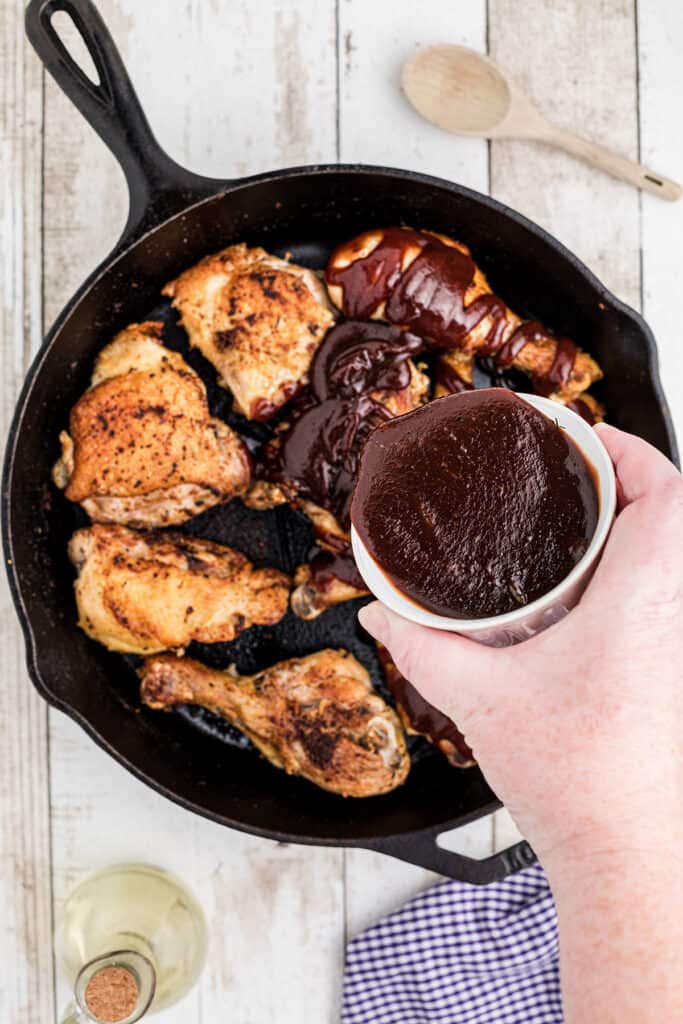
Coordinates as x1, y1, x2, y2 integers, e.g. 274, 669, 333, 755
53, 321, 251, 527
140, 649, 410, 797
326, 226, 603, 405
68, 524, 290, 655
163, 244, 335, 421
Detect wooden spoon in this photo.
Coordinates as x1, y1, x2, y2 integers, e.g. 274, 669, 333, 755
402, 44, 681, 201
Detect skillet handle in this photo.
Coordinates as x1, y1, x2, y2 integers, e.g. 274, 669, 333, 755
365, 828, 536, 886
25, 0, 226, 249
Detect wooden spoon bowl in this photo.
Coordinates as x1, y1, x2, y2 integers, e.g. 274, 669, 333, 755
402, 44, 681, 201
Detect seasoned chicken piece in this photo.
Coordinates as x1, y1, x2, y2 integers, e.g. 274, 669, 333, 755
298, 501, 349, 547
375, 643, 475, 769
242, 479, 290, 512
433, 349, 475, 395
326, 227, 602, 404
243, 484, 350, 555
53, 322, 250, 528
432, 349, 605, 421
375, 358, 430, 415
68, 524, 289, 655
140, 649, 410, 797
565, 391, 605, 424
290, 556, 369, 621
163, 244, 335, 420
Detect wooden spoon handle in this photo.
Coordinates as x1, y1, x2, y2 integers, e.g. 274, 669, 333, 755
541, 125, 681, 201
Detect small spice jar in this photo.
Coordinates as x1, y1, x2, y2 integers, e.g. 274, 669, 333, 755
60, 950, 156, 1024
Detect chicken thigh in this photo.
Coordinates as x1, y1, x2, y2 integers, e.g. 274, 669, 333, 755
53, 321, 250, 528
140, 649, 410, 797
163, 244, 335, 420
68, 524, 290, 655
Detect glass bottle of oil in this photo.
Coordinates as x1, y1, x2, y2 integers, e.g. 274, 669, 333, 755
56, 863, 207, 1022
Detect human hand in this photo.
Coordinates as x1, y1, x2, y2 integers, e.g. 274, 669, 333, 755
358, 424, 683, 874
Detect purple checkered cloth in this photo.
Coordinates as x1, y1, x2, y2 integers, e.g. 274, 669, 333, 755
341, 863, 561, 1023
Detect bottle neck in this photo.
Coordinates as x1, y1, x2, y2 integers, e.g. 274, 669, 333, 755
60, 950, 157, 1024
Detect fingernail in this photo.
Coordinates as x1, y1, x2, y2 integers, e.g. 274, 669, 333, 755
358, 602, 389, 639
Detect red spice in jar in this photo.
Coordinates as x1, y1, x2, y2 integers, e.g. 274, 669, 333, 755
84, 965, 139, 1022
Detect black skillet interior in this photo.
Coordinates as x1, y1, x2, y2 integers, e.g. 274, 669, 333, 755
6, 0, 677, 885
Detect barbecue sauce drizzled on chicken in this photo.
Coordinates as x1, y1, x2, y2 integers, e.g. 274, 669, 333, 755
308, 548, 366, 591
351, 389, 599, 619
327, 227, 579, 395
262, 320, 423, 528
567, 397, 598, 425
434, 358, 473, 394
375, 645, 474, 768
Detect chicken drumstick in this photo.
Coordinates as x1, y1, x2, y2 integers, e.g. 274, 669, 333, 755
140, 649, 410, 797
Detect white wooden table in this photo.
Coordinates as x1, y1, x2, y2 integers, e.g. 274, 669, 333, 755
3, 1, 682, 1020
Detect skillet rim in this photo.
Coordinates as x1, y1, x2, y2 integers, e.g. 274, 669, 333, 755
2, 161, 677, 847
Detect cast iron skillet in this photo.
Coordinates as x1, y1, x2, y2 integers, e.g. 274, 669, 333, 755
5, 0, 678, 885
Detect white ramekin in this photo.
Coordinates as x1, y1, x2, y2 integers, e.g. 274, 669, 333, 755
351, 393, 617, 647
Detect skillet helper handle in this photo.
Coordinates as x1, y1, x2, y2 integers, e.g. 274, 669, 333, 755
367, 828, 536, 886
25, 0, 226, 246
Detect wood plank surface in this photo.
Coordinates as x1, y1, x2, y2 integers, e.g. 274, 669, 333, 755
0, 2, 55, 1020
2, 0, 682, 1019
489, 0, 641, 310
337, 0, 489, 187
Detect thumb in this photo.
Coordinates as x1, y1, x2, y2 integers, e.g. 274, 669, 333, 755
358, 601, 506, 724
595, 422, 680, 509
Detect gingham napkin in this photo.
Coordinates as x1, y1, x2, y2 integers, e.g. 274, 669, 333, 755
341, 863, 561, 1024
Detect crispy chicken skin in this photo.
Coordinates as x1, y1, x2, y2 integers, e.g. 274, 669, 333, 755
53, 322, 251, 528
140, 649, 410, 797
327, 228, 602, 405
163, 244, 335, 421
68, 524, 290, 655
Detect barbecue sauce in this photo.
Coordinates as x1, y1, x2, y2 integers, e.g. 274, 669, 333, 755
434, 358, 473, 394
567, 397, 598, 425
327, 227, 579, 395
376, 645, 474, 768
262, 320, 423, 528
351, 389, 599, 619
308, 547, 366, 592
